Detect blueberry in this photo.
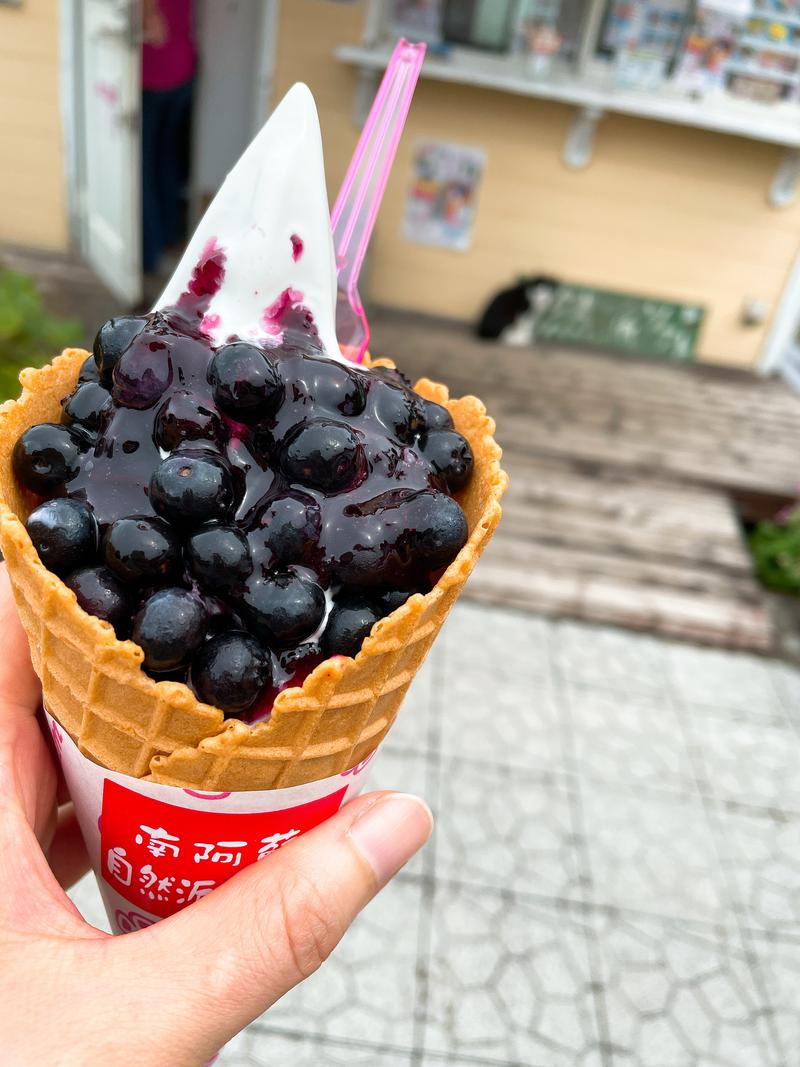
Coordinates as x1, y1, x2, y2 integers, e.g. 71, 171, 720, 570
333, 490, 468, 589
322, 597, 381, 658
371, 365, 412, 388
103, 516, 181, 585
13, 423, 84, 495
78, 354, 102, 384
418, 398, 453, 432
25, 498, 98, 575
282, 419, 364, 492
420, 430, 473, 492
149, 453, 235, 525
132, 588, 208, 672
243, 570, 326, 648
368, 380, 423, 442
113, 339, 173, 409
377, 589, 414, 615
254, 492, 321, 564
412, 491, 469, 571
64, 565, 131, 636
187, 523, 252, 594
154, 389, 224, 451
208, 342, 283, 422
278, 641, 322, 676
189, 632, 272, 716
289, 356, 367, 416
62, 381, 113, 434
93, 315, 148, 382
202, 594, 246, 634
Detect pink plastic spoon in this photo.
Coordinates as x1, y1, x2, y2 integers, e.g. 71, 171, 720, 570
331, 38, 426, 363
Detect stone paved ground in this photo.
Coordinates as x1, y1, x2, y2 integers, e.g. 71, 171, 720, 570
68, 601, 800, 1066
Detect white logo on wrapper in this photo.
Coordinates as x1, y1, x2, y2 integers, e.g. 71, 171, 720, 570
193, 840, 248, 866
135, 825, 181, 858
257, 829, 301, 859
106, 847, 133, 887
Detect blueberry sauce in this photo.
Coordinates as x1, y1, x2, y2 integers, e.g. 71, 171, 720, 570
290, 233, 304, 262
13, 255, 473, 719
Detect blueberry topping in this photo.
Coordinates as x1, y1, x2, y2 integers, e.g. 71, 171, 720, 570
64, 565, 131, 636
13, 308, 476, 713
189, 632, 272, 716
154, 390, 224, 451
288, 356, 367, 416
93, 315, 148, 382
12, 423, 84, 495
113, 340, 173, 409
369, 380, 423, 442
149, 453, 235, 525
187, 523, 252, 594
103, 516, 181, 585
278, 641, 322, 675
132, 588, 208, 671
282, 419, 364, 492
243, 570, 326, 647
420, 430, 474, 492
413, 491, 469, 570
419, 398, 453, 432
253, 492, 321, 565
78, 354, 102, 385
62, 381, 113, 434
25, 498, 98, 575
378, 589, 414, 615
322, 597, 381, 658
208, 342, 283, 422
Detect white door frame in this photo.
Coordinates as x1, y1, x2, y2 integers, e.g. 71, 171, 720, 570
759, 247, 800, 376
61, 0, 279, 301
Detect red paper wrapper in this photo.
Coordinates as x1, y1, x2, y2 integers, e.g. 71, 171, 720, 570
46, 711, 375, 934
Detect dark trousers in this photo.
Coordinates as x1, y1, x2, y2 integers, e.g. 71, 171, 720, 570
141, 80, 193, 273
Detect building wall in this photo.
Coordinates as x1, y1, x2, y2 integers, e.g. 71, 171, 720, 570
273, 0, 800, 369
0, 0, 68, 251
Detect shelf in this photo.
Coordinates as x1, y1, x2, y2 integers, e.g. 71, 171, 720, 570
728, 59, 800, 82
336, 42, 800, 148
751, 7, 800, 28
740, 32, 800, 55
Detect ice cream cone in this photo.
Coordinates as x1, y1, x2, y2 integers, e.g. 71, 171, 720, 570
0, 349, 507, 790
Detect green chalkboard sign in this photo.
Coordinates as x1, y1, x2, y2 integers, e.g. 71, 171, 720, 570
535, 284, 704, 361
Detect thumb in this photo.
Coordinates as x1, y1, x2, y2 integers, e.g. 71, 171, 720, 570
118, 790, 432, 1060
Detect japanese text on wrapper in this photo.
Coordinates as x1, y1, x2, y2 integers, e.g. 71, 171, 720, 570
99, 779, 348, 919
106, 827, 302, 903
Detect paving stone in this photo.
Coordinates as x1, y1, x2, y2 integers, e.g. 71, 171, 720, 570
591, 909, 778, 1067
579, 779, 731, 925
218, 1028, 413, 1066
565, 684, 696, 794
554, 619, 668, 693
423, 884, 602, 1066
435, 757, 585, 901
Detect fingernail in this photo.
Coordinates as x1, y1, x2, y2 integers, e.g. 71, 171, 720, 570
347, 793, 433, 886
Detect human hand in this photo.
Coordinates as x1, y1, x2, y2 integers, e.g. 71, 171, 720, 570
0, 565, 432, 1066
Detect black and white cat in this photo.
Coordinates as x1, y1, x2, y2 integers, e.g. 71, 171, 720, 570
477, 276, 559, 345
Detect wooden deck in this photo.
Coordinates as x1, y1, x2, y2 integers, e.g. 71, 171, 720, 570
371, 308, 800, 649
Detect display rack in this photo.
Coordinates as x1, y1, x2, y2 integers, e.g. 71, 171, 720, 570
337, 0, 800, 205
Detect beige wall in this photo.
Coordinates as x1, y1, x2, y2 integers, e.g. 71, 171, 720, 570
274, 0, 800, 368
0, 0, 68, 250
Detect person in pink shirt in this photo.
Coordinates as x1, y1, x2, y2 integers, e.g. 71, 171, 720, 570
141, 0, 197, 273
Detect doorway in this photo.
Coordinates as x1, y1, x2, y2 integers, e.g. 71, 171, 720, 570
64, 0, 277, 309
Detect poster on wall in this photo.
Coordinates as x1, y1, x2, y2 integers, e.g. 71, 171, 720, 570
403, 141, 485, 252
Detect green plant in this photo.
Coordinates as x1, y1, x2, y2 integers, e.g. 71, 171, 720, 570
0, 268, 82, 401
748, 508, 800, 594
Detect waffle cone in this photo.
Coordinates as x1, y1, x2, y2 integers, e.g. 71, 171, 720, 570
0, 349, 507, 790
